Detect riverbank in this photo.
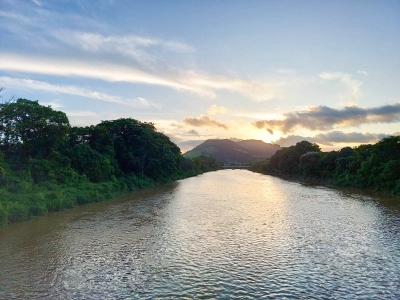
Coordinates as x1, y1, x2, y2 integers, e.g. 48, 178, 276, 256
0, 169, 217, 227
251, 171, 400, 202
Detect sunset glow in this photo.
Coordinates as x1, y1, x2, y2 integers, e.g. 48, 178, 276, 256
1, 1, 399, 152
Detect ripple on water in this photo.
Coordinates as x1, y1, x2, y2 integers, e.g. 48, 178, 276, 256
0, 170, 400, 299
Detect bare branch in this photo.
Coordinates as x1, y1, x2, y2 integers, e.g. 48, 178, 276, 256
0, 87, 17, 105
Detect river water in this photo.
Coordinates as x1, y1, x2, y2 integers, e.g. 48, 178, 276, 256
0, 170, 400, 299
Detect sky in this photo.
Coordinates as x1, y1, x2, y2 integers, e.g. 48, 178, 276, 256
1, 0, 399, 152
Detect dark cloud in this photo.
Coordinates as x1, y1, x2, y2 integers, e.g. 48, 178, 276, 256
274, 131, 390, 147
314, 131, 389, 146
183, 114, 229, 130
253, 103, 400, 133
274, 135, 314, 147
187, 129, 199, 136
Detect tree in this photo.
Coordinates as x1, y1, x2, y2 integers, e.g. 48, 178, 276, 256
299, 151, 321, 176
0, 99, 70, 160
266, 141, 320, 175
69, 143, 115, 182
95, 118, 181, 178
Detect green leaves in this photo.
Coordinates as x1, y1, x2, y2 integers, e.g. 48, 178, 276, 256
250, 136, 400, 195
262, 140, 321, 175
0, 99, 70, 159
94, 118, 181, 178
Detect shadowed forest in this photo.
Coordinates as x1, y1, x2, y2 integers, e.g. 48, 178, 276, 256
250, 138, 400, 195
0, 98, 219, 225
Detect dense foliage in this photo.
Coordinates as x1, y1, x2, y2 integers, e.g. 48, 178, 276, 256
249, 138, 400, 195
0, 99, 220, 225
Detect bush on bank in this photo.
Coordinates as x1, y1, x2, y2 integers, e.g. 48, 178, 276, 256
249, 137, 400, 195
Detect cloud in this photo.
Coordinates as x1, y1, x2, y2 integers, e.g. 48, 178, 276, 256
65, 110, 98, 117
51, 30, 195, 57
207, 104, 227, 115
252, 103, 400, 133
153, 122, 212, 152
0, 76, 161, 108
273, 135, 313, 147
0, 52, 283, 101
0, 10, 33, 23
136, 97, 159, 108
357, 70, 368, 75
183, 114, 229, 129
46, 30, 283, 100
313, 131, 389, 146
177, 139, 206, 153
1, 4, 285, 102
31, 0, 42, 6
274, 131, 389, 147
38, 101, 63, 109
0, 54, 195, 93
187, 129, 199, 136
274, 68, 296, 75
319, 71, 362, 99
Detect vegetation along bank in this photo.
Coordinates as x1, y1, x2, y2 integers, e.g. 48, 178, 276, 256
0, 99, 220, 226
249, 138, 400, 196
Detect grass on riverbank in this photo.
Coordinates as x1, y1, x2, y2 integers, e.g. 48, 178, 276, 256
0, 169, 209, 226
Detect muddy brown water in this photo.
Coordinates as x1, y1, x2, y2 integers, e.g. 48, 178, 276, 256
1, 170, 399, 299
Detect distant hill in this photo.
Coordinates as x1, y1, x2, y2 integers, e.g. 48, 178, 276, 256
183, 139, 282, 164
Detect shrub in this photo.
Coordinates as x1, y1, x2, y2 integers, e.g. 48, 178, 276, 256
8, 203, 30, 223
45, 191, 64, 212
0, 203, 7, 226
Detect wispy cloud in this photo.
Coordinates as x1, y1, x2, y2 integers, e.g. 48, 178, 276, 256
183, 114, 230, 129
31, 0, 42, 6
319, 71, 362, 99
65, 110, 98, 117
0, 53, 283, 100
274, 131, 389, 147
253, 103, 400, 134
207, 104, 227, 115
0, 76, 160, 108
0, 10, 33, 23
357, 70, 368, 75
273, 68, 296, 75
0, 4, 286, 103
51, 30, 195, 58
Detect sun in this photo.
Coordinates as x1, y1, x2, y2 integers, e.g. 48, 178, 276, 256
261, 137, 272, 143
258, 131, 276, 144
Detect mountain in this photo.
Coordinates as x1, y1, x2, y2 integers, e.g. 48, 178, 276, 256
183, 139, 282, 164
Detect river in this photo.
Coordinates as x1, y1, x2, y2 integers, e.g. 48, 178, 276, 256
0, 170, 400, 299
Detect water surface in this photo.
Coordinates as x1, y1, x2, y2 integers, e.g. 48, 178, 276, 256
1, 170, 400, 299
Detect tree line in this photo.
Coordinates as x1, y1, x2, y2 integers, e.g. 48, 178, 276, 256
0, 98, 220, 225
249, 138, 400, 195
